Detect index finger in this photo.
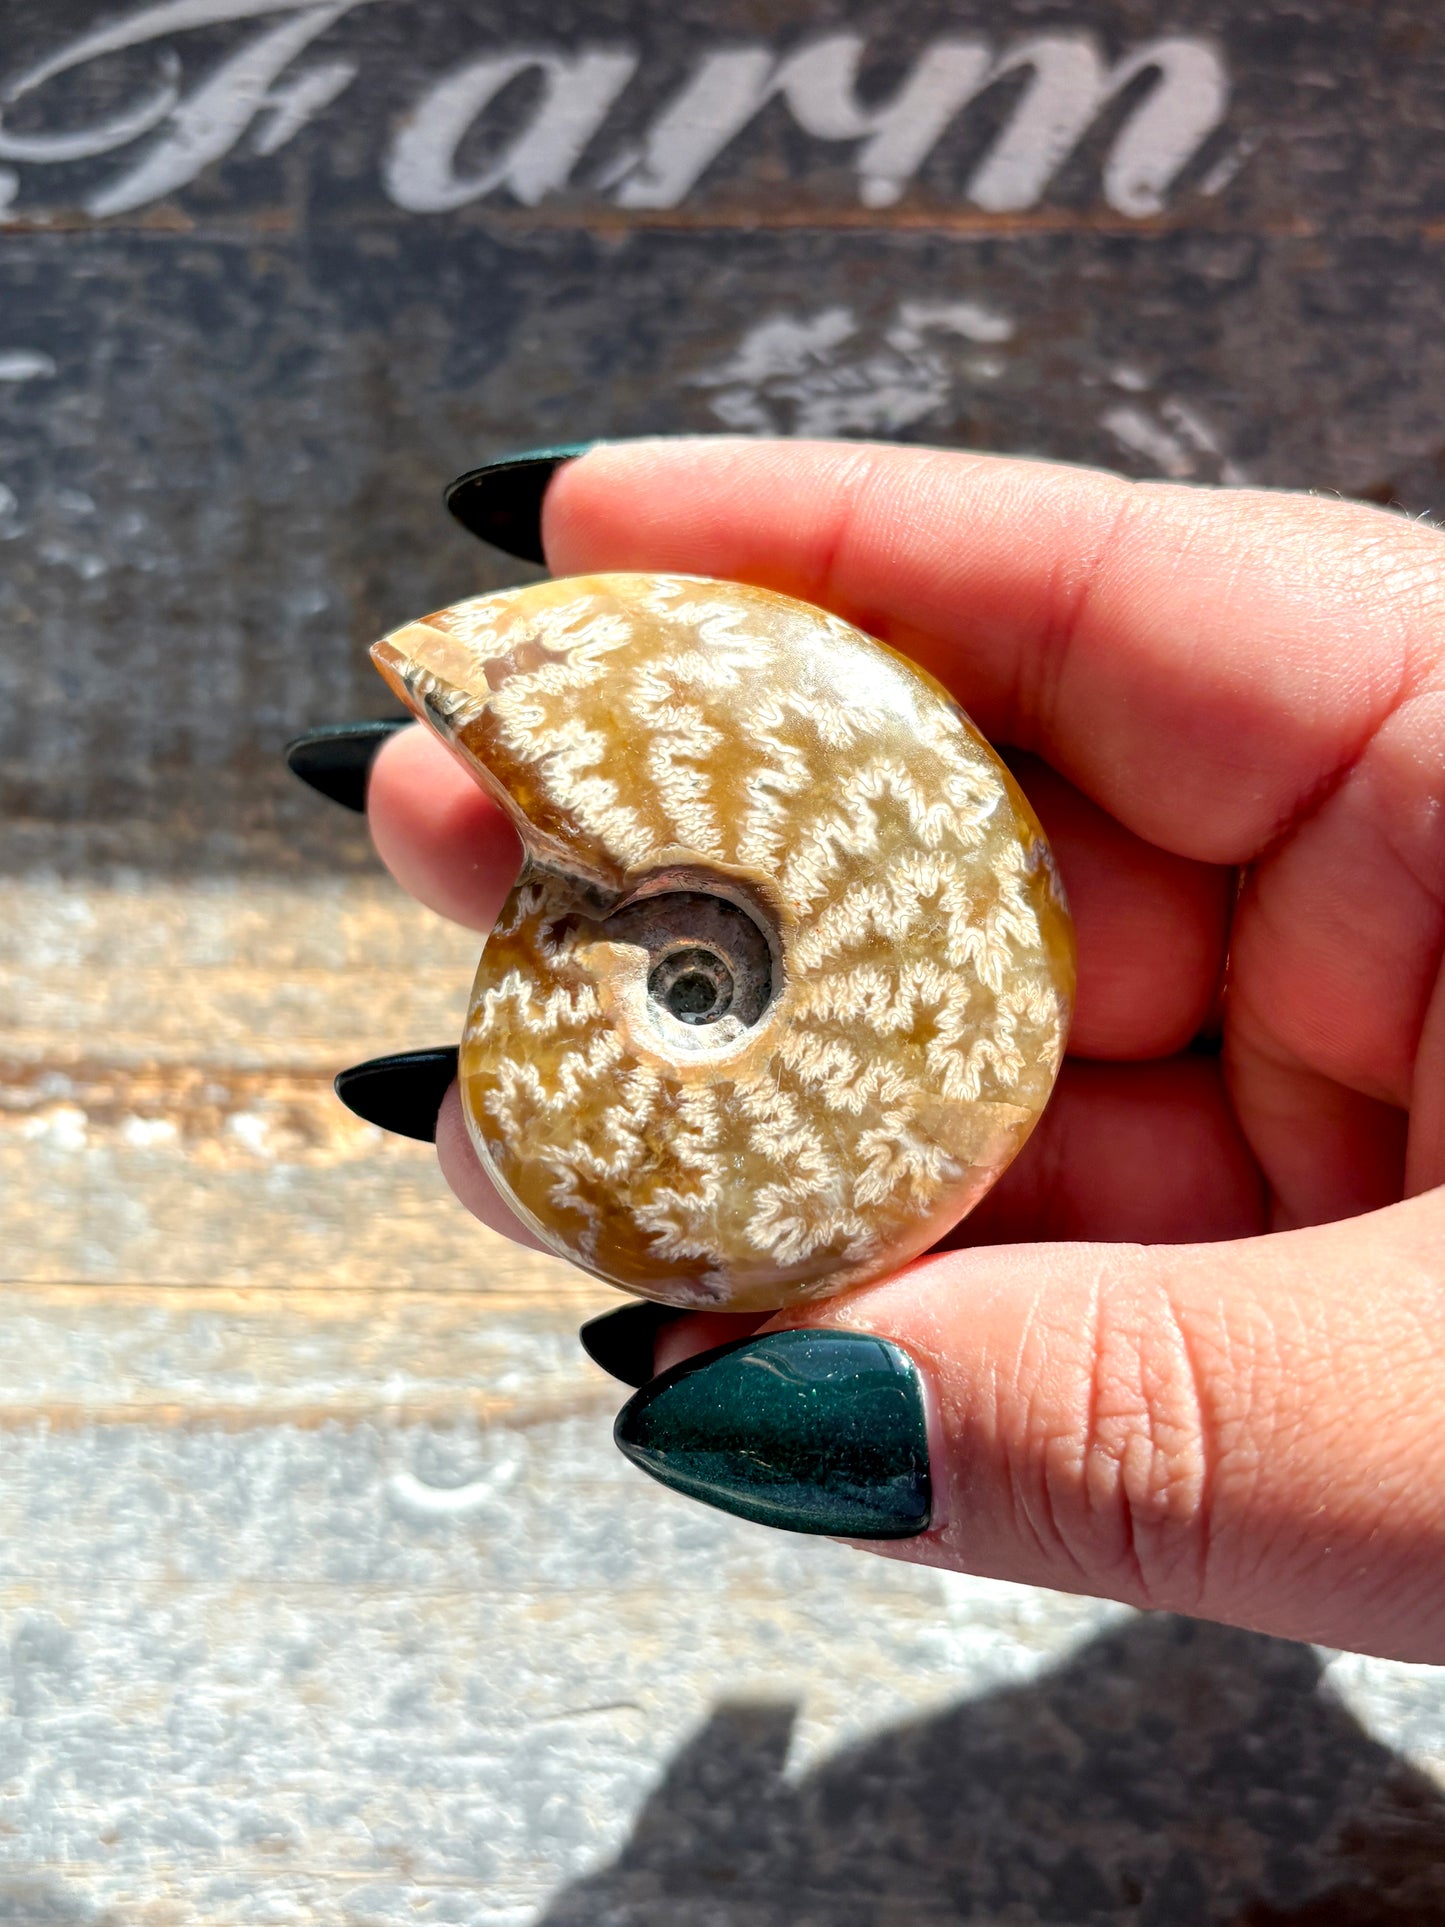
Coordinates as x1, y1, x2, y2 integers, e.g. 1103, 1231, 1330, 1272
544, 439, 1441, 865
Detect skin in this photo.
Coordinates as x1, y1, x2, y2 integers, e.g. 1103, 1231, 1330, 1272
369, 439, 1445, 1663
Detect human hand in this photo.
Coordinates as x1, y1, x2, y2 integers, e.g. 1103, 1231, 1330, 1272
364, 440, 1445, 1662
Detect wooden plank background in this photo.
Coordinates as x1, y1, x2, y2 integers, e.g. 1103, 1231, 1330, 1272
2, 1, 1445, 1919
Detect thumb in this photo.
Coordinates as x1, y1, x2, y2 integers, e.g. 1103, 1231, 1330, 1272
615, 1188, 1445, 1662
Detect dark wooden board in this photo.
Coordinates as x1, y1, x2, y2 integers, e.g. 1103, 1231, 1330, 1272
1, 0, 1443, 867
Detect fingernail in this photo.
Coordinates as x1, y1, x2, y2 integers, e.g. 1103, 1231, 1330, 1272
334, 1046, 459, 1142
444, 444, 595, 562
579, 1301, 686, 1388
614, 1329, 931, 1539
285, 719, 411, 812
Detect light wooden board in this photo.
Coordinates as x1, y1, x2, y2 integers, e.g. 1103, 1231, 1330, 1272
2, 873, 1445, 1922
0, 874, 590, 1298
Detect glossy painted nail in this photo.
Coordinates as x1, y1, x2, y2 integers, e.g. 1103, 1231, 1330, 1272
444, 444, 593, 562
285, 719, 411, 812
614, 1328, 931, 1539
579, 1301, 686, 1388
334, 1046, 458, 1142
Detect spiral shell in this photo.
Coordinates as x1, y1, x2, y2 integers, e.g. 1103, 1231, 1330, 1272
373, 574, 1073, 1312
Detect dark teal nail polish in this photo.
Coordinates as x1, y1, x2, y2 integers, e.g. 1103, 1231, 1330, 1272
579, 1301, 686, 1388
285, 719, 411, 812
444, 444, 595, 562
334, 1046, 458, 1142
614, 1329, 931, 1539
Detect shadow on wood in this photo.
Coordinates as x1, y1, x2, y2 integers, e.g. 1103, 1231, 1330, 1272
538, 1616, 1445, 1925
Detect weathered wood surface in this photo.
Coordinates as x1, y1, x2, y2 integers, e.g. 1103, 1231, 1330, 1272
4, 0, 1445, 1916
0, 872, 560, 1296
1, 0, 1444, 867
3, 876, 1445, 1922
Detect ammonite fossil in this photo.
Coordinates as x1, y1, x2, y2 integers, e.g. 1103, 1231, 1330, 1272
373, 574, 1073, 1312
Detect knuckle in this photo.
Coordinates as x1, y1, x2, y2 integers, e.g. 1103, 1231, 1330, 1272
1012, 1265, 1225, 1612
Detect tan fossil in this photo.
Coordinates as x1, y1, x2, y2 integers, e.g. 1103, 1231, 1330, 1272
373, 573, 1073, 1311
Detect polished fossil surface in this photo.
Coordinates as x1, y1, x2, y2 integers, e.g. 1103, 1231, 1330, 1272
373, 574, 1073, 1311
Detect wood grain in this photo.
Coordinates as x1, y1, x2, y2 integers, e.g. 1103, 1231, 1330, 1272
1, 870, 1444, 1922
3, 0, 1445, 871
0, 875, 590, 1298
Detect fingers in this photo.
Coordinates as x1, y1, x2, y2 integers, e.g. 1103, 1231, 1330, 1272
367, 723, 521, 932
1009, 755, 1231, 1061
544, 439, 1444, 865
629, 1188, 1445, 1661
545, 438, 1444, 1221
434, 1083, 551, 1254
1223, 691, 1445, 1213
853, 1187, 1445, 1658
367, 730, 537, 1253
953, 1055, 1265, 1247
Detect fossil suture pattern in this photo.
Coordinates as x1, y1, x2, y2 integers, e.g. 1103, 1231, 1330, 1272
373, 574, 1074, 1311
